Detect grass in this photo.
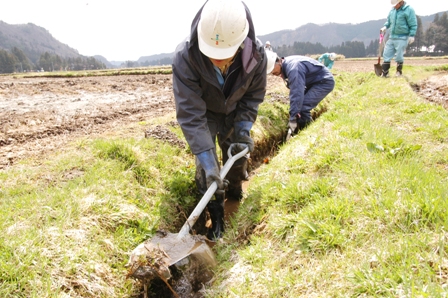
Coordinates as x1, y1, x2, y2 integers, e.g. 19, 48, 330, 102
207, 68, 448, 297
1, 64, 448, 297
10, 66, 172, 79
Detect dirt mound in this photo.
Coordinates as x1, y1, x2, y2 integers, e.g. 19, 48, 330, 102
413, 73, 448, 109
145, 122, 186, 149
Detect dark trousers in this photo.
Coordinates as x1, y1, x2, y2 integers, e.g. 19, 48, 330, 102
300, 78, 335, 122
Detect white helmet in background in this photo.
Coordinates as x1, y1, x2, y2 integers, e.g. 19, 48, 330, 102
329, 53, 336, 61
266, 41, 271, 46
266, 50, 278, 74
391, 0, 402, 5
198, 0, 249, 59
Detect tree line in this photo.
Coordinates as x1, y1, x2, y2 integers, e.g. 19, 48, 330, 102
0, 47, 106, 74
275, 12, 448, 58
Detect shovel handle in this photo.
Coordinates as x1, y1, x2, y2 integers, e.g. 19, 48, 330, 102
177, 144, 250, 238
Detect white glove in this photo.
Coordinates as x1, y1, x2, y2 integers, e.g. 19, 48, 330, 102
408, 36, 415, 45
380, 26, 387, 34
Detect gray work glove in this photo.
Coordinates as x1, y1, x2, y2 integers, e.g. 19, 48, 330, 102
288, 120, 298, 132
408, 36, 415, 45
380, 26, 387, 34
196, 149, 227, 195
234, 121, 254, 152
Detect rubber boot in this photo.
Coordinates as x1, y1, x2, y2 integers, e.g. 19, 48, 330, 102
206, 194, 225, 241
396, 62, 403, 76
298, 119, 312, 130
381, 62, 390, 78
227, 182, 243, 201
224, 152, 248, 201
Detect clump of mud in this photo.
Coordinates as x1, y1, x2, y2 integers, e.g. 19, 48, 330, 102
413, 73, 448, 109
145, 123, 186, 149
127, 231, 215, 298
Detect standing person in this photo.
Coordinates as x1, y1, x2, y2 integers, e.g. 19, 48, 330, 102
267, 53, 335, 134
380, 0, 417, 77
172, 0, 267, 240
265, 41, 272, 51
318, 52, 336, 69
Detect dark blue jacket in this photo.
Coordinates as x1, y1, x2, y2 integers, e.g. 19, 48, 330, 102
281, 55, 334, 121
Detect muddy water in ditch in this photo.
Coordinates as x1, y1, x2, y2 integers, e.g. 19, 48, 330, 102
224, 180, 250, 221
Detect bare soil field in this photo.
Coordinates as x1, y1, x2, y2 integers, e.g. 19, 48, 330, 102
1, 59, 447, 169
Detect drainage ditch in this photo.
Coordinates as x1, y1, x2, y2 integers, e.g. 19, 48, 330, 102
132, 92, 328, 298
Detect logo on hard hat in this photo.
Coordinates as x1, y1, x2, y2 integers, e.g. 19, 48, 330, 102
215, 34, 223, 45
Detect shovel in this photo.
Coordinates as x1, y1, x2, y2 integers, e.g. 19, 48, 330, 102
374, 33, 385, 76
127, 143, 250, 282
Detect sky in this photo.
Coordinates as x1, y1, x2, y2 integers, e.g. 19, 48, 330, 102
1, 1, 447, 61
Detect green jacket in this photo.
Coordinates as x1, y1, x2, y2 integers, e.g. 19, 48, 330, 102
318, 53, 334, 69
384, 2, 417, 39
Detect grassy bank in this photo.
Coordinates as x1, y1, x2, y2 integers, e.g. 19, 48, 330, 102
209, 69, 448, 297
1, 66, 447, 297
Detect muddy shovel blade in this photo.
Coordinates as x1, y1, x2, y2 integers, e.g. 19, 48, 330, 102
374, 61, 383, 77
375, 33, 385, 77
127, 144, 250, 279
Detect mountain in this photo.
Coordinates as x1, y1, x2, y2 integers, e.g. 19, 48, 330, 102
93, 55, 116, 68
137, 53, 174, 64
257, 13, 446, 49
0, 21, 81, 63
136, 11, 446, 64
1, 10, 445, 68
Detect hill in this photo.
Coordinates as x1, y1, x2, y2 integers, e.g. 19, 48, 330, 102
0, 21, 80, 63
1, 10, 446, 67
257, 12, 447, 49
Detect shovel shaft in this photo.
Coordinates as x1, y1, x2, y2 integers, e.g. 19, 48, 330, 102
177, 144, 249, 238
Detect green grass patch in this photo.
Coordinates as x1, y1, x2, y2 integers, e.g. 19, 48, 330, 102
208, 68, 448, 297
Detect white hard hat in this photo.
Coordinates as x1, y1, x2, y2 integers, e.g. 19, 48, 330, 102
266, 50, 277, 74
391, 0, 402, 5
329, 53, 336, 61
266, 41, 271, 45
198, 0, 249, 60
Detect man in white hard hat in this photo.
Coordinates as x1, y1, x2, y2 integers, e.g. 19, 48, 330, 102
266, 52, 335, 134
380, 0, 417, 77
318, 52, 337, 70
172, 0, 267, 240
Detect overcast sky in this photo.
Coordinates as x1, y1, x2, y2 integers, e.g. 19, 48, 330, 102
1, 0, 447, 61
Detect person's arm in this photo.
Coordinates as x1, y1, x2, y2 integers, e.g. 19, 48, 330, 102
383, 10, 392, 30
233, 44, 267, 125
172, 44, 215, 155
285, 62, 307, 121
407, 7, 418, 37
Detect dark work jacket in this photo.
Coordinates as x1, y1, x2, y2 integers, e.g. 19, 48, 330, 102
172, 1, 267, 155
281, 55, 334, 121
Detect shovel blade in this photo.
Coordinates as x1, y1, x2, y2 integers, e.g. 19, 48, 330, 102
127, 232, 216, 281
374, 63, 383, 77
150, 232, 216, 266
